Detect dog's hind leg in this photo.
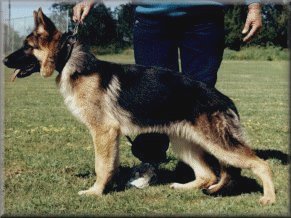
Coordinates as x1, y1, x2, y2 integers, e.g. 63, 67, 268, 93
169, 137, 217, 190
194, 113, 276, 205
205, 143, 275, 205
78, 125, 120, 196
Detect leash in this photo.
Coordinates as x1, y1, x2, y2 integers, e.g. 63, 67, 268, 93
65, 21, 80, 45
73, 21, 80, 36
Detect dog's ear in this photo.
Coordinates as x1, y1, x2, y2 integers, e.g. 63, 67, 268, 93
33, 10, 39, 27
34, 8, 57, 37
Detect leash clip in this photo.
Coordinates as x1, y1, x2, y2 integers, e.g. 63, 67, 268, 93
73, 22, 80, 36
68, 22, 81, 45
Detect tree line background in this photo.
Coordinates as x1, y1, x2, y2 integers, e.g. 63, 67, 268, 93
4, 2, 289, 55
51, 2, 288, 53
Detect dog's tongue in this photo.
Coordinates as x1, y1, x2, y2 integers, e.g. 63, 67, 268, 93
11, 69, 21, 82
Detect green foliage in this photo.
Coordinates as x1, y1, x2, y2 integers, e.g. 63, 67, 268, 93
80, 4, 117, 46
223, 46, 289, 60
114, 4, 135, 48
90, 44, 125, 55
250, 4, 288, 48
223, 4, 289, 50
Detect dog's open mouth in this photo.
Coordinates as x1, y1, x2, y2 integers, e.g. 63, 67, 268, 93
11, 62, 40, 82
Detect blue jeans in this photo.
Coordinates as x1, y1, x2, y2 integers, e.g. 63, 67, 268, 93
132, 9, 225, 164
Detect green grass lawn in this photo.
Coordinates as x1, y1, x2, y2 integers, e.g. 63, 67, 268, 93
4, 55, 289, 216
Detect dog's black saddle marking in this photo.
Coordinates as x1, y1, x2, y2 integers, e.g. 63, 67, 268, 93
85, 60, 239, 127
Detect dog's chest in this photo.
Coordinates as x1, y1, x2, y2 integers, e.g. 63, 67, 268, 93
57, 69, 113, 128
59, 78, 83, 121
58, 72, 95, 125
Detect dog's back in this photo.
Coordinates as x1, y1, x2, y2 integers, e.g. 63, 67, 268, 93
88, 60, 239, 126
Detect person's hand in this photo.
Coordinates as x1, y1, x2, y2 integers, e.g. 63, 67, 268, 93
242, 3, 262, 42
72, 0, 95, 23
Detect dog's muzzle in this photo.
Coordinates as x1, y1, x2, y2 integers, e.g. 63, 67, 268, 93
3, 48, 40, 81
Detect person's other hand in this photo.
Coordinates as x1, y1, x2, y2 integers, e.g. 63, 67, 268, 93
242, 3, 262, 42
73, 0, 95, 23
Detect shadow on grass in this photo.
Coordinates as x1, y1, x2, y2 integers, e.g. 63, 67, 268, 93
255, 149, 289, 165
78, 149, 289, 197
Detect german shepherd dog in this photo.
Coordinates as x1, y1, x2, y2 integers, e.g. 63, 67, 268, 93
3, 9, 275, 205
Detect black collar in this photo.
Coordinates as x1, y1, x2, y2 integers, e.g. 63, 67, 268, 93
55, 31, 78, 73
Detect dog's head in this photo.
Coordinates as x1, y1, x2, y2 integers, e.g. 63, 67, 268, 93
3, 8, 62, 79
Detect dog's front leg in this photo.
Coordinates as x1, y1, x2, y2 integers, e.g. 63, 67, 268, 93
78, 125, 120, 196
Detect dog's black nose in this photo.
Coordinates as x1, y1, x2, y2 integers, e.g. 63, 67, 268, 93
3, 57, 8, 65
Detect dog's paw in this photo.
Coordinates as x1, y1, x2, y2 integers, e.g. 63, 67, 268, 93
259, 196, 276, 205
170, 183, 183, 189
205, 183, 223, 194
78, 188, 102, 196
208, 184, 218, 190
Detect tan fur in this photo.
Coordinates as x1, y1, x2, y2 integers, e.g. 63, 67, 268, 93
78, 125, 120, 196
58, 73, 104, 126
36, 25, 46, 35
